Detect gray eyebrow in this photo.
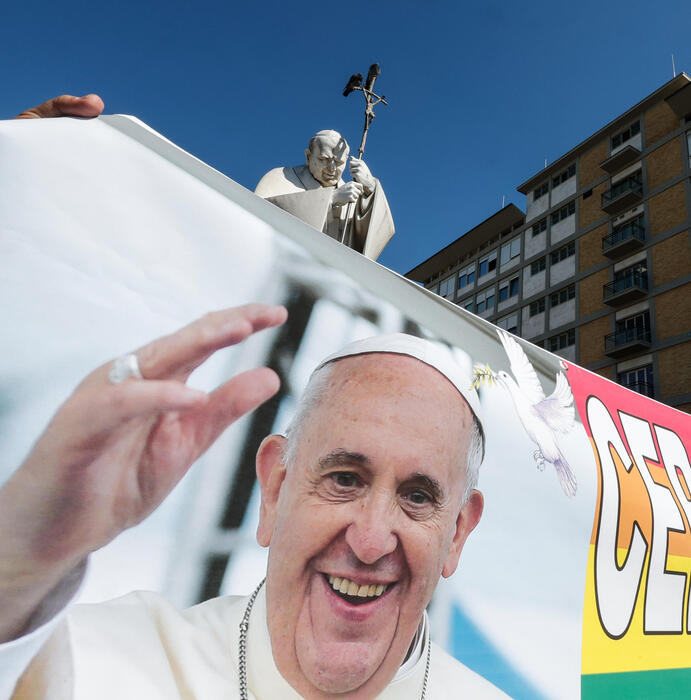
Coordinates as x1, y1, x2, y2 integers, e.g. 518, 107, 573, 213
317, 449, 371, 472
316, 454, 446, 501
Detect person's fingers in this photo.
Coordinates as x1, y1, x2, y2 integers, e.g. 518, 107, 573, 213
62, 380, 209, 434
15, 94, 104, 120
79, 305, 287, 391
134, 304, 287, 381
187, 366, 281, 452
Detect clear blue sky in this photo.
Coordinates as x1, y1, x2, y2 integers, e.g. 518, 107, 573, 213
3, 0, 691, 274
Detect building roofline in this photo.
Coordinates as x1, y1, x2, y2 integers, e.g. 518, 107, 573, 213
517, 73, 691, 194
405, 203, 524, 281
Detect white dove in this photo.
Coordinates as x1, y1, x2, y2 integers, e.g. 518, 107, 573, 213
494, 329, 577, 497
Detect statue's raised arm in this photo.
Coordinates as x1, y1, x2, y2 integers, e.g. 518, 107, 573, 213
255, 130, 394, 260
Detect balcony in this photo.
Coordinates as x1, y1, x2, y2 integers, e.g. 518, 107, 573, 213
603, 271, 648, 306
619, 380, 654, 398
602, 219, 646, 259
601, 174, 643, 215
604, 326, 651, 358
599, 145, 641, 175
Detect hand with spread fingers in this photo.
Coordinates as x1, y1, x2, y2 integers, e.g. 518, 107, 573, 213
14, 93, 104, 119
0, 304, 287, 641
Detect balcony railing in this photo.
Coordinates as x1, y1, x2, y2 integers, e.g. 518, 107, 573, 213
602, 219, 646, 258
604, 326, 651, 357
601, 174, 644, 215
620, 380, 654, 398
603, 271, 648, 305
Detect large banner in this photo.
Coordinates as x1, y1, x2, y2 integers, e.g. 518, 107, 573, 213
0, 116, 689, 699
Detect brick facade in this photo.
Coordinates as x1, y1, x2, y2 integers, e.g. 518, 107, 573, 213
648, 183, 688, 237
645, 101, 680, 146
646, 137, 683, 191
651, 230, 691, 286
654, 286, 691, 340
579, 182, 608, 230
579, 268, 609, 317
579, 223, 607, 272
579, 316, 610, 366
579, 141, 607, 189
658, 342, 691, 400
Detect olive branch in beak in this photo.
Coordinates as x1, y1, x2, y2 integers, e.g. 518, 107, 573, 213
470, 363, 497, 391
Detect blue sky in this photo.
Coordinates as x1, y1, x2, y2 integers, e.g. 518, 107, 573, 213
3, 0, 691, 274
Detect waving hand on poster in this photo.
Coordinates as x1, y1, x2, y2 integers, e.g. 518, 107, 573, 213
0, 304, 286, 644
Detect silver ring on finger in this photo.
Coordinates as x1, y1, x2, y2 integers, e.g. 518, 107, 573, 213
108, 353, 144, 384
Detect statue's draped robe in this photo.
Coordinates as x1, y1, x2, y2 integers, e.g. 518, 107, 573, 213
255, 165, 394, 260
11, 587, 508, 699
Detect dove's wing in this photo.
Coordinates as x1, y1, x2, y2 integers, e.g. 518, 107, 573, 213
534, 372, 576, 433
553, 453, 578, 497
497, 329, 545, 405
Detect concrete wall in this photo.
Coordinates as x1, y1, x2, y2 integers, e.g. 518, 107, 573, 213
550, 214, 575, 243
551, 176, 577, 206
550, 255, 576, 286
549, 297, 575, 329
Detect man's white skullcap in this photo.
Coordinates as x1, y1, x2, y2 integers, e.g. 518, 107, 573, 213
316, 332, 483, 434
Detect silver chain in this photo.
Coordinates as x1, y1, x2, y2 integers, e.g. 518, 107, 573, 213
238, 577, 265, 700
238, 578, 431, 699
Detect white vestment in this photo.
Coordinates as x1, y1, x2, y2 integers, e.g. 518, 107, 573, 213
255, 165, 395, 260
9, 586, 508, 699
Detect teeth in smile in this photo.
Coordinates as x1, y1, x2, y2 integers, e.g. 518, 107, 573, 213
327, 575, 388, 598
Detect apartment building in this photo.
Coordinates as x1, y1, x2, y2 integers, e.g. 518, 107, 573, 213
406, 74, 691, 412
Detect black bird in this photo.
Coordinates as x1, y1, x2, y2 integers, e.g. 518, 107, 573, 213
364, 64, 380, 92
343, 73, 363, 97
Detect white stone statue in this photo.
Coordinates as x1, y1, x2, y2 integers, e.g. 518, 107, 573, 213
255, 130, 394, 260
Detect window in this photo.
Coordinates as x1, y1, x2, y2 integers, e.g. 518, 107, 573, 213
498, 277, 519, 303
476, 288, 495, 313
478, 251, 497, 277
463, 300, 474, 312
615, 310, 650, 341
458, 264, 476, 289
533, 182, 548, 200
500, 237, 521, 265
614, 262, 648, 288
549, 328, 575, 352
550, 200, 576, 225
438, 275, 456, 298
497, 313, 518, 334
605, 262, 648, 298
610, 214, 645, 246
605, 171, 643, 201
551, 241, 575, 264
530, 257, 546, 275
529, 298, 546, 316
550, 284, 575, 307
532, 218, 547, 236
618, 364, 653, 397
551, 164, 576, 187
611, 120, 640, 149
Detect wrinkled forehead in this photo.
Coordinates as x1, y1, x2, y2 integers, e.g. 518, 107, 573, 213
311, 134, 349, 160
319, 353, 474, 442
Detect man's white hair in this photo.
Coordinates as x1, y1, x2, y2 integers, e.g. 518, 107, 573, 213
283, 360, 484, 504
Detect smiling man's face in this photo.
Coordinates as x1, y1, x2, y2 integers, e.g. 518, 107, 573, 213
256, 353, 483, 698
